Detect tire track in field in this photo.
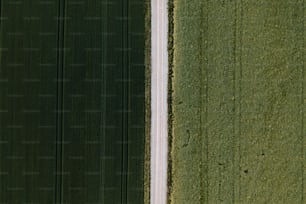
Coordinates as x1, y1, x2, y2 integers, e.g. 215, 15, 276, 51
55, 0, 66, 202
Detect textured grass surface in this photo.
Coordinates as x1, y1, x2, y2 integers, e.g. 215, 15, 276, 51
170, 0, 306, 203
144, 0, 151, 203
0, 0, 145, 203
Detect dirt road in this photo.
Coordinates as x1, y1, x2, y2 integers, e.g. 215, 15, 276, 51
151, 0, 169, 203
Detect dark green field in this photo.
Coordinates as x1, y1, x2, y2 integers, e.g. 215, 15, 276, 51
0, 0, 146, 203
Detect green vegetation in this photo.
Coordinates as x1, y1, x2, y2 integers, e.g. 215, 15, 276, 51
170, 0, 306, 203
144, 0, 151, 203
0, 0, 145, 203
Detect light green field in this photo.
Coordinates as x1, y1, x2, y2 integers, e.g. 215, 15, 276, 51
170, 0, 306, 203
